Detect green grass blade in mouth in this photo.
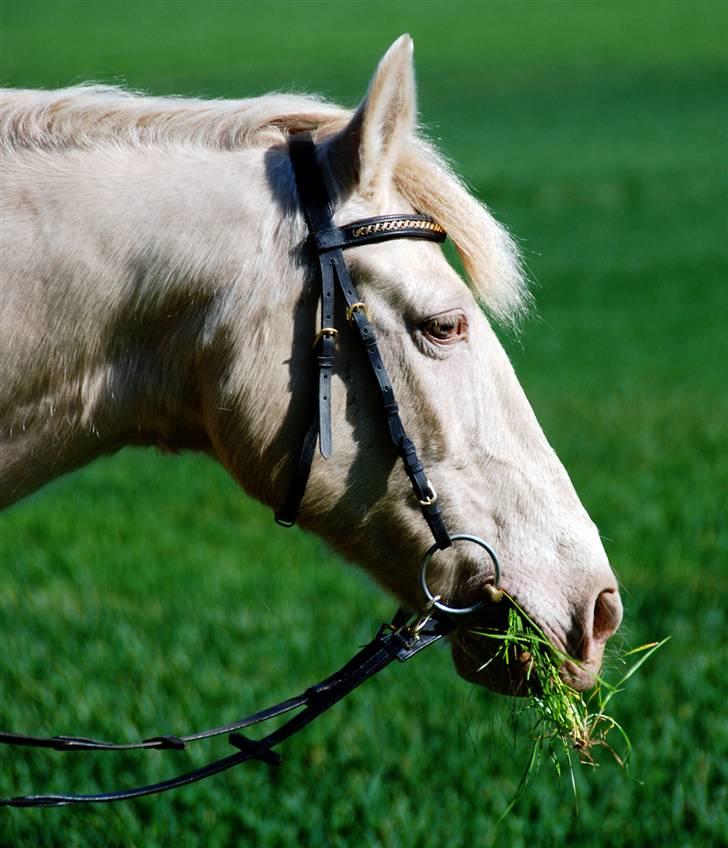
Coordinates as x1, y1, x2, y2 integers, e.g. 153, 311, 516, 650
472, 594, 668, 814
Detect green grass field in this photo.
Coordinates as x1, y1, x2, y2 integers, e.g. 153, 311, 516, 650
1, 1, 726, 845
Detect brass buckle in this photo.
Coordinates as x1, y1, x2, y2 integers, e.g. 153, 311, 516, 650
313, 327, 338, 347
408, 596, 442, 639
417, 481, 437, 507
346, 302, 369, 323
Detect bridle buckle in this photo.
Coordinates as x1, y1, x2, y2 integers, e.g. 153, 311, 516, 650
417, 481, 438, 507
313, 327, 338, 347
346, 302, 369, 323
408, 595, 442, 638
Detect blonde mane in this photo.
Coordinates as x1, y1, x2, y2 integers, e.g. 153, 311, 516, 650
0, 85, 527, 321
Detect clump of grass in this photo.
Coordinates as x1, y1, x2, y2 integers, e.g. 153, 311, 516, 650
474, 597, 668, 816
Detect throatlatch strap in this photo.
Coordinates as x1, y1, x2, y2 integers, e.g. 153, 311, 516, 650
276, 135, 451, 550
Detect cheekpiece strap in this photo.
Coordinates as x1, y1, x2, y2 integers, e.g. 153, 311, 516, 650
277, 133, 451, 550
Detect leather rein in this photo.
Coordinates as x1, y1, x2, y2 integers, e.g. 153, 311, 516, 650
0, 134, 501, 807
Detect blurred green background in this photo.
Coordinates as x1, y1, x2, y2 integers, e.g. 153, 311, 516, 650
1, 1, 726, 845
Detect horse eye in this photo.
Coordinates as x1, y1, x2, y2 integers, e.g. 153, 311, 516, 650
422, 312, 467, 345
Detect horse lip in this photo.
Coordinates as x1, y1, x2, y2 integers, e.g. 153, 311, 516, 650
501, 589, 571, 659
496, 595, 599, 692
451, 629, 535, 696
450, 590, 581, 695
559, 659, 597, 691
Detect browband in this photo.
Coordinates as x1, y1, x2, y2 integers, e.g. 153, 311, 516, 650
276, 134, 451, 550
313, 214, 446, 252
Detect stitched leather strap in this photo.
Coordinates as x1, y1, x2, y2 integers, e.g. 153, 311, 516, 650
317, 259, 335, 459
330, 252, 450, 549
0, 612, 453, 806
276, 135, 451, 550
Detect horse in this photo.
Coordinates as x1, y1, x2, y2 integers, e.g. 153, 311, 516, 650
0, 35, 622, 695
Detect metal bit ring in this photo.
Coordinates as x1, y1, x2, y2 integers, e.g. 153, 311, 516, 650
419, 534, 501, 616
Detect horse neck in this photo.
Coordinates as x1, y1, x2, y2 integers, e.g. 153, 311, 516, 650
0, 142, 300, 507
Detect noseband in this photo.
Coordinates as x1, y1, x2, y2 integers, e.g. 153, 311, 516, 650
0, 134, 501, 807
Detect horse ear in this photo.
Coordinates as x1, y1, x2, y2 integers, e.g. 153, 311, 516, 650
324, 34, 416, 200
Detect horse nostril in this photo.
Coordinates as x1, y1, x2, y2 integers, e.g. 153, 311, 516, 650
592, 588, 623, 643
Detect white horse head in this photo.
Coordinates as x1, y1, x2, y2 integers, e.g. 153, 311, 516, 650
0, 36, 622, 693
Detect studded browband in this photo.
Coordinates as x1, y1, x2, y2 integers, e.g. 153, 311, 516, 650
275, 134, 451, 550
312, 214, 446, 251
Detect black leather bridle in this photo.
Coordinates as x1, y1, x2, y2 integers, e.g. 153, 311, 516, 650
0, 134, 501, 807
275, 135, 451, 550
